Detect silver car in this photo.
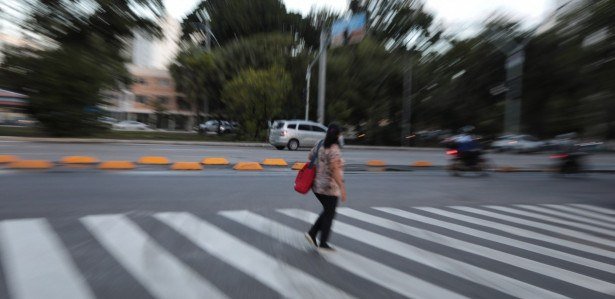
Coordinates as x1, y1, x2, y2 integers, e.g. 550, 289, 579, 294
269, 120, 327, 150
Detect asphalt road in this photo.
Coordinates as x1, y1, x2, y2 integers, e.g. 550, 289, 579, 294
2, 140, 615, 169
0, 170, 614, 298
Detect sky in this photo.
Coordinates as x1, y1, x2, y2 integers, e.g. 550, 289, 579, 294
164, 0, 556, 36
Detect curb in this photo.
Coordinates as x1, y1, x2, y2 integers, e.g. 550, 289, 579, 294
61, 156, 100, 164
202, 157, 230, 165
262, 158, 288, 166
8, 160, 54, 169
138, 156, 171, 165
99, 161, 136, 170
0, 136, 441, 151
234, 162, 264, 171
171, 162, 203, 171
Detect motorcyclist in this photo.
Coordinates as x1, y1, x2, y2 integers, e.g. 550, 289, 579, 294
454, 126, 481, 165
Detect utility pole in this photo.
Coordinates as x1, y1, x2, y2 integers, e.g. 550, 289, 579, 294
305, 52, 321, 121
401, 58, 412, 146
317, 30, 328, 125
504, 45, 525, 134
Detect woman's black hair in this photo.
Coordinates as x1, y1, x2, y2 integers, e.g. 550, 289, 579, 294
324, 123, 341, 149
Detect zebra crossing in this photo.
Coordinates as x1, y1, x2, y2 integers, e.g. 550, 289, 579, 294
0, 203, 614, 299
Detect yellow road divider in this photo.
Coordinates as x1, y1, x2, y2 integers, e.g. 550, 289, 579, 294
262, 158, 288, 166
61, 156, 99, 164
234, 162, 264, 171
8, 160, 53, 169
98, 161, 136, 170
138, 156, 170, 165
292, 162, 306, 170
412, 161, 433, 167
171, 162, 203, 171
0, 155, 19, 163
202, 157, 230, 165
366, 160, 386, 167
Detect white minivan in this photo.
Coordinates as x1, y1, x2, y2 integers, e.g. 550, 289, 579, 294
268, 120, 327, 150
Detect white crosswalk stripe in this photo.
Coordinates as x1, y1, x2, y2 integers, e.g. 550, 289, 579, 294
336, 208, 615, 295
220, 210, 468, 299
518, 204, 615, 230
0, 219, 95, 299
419, 206, 615, 260
544, 204, 615, 224
454, 206, 615, 251
154, 212, 354, 299
81, 214, 228, 299
374, 207, 615, 274
0, 203, 613, 299
279, 208, 569, 299
568, 204, 615, 215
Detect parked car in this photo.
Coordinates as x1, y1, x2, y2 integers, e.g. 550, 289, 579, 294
99, 117, 118, 127
112, 120, 150, 131
198, 120, 234, 134
268, 120, 328, 150
491, 134, 545, 153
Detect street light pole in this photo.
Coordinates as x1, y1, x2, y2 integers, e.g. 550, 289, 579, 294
305, 51, 321, 121
317, 30, 328, 125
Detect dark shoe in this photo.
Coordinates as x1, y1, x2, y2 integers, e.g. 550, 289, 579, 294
304, 232, 317, 247
318, 243, 335, 252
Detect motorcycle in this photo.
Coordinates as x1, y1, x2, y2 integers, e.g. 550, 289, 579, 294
446, 148, 488, 176
550, 150, 586, 174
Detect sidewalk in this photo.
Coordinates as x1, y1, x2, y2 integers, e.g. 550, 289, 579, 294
0, 136, 441, 151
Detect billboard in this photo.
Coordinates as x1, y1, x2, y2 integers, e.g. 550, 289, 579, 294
330, 12, 367, 48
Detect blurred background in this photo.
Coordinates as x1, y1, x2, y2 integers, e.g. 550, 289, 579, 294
0, 0, 613, 148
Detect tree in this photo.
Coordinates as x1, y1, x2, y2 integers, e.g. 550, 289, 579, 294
0, 0, 164, 136
181, 0, 302, 46
170, 47, 218, 126
221, 66, 291, 139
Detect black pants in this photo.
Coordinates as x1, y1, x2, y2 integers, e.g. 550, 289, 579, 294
309, 193, 338, 245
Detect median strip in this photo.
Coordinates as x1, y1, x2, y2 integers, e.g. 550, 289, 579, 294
61, 156, 100, 164
98, 161, 136, 170
233, 162, 264, 171
0, 155, 19, 164
291, 162, 306, 170
171, 162, 203, 171
412, 161, 433, 167
262, 158, 288, 166
366, 160, 386, 167
138, 156, 170, 165
8, 160, 53, 169
202, 157, 230, 165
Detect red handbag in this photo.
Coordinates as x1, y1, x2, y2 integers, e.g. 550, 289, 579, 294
294, 141, 323, 194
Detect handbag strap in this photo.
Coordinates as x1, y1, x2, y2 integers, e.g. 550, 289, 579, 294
309, 140, 324, 167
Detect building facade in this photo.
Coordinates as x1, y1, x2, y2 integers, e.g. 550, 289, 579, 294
101, 65, 197, 130
101, 15, 200, 131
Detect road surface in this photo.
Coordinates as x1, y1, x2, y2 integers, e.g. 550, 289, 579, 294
2, 140, 615, 169
0, 169, 614, 298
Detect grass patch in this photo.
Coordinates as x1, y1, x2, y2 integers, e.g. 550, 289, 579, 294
0, 126, 259, 142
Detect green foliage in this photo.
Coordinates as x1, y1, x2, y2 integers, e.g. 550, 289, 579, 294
181, 0, 301, 46
0, 0, 164, 136
170, 47, 217, 123
221, 67, 291, 139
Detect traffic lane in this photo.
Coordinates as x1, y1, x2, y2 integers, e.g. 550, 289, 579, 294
2, 141, 615, 168
0, 170, 613, 220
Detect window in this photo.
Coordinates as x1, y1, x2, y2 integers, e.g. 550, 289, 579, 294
158, 79, 171, 87
274, 122, 285, 129
311, 125, 326, 133
298, 124, 310, 131
157, 96, 169, 104
287, 124, 297, 130
136, 95, 148, 103
177, 98, 191, 110
135, 77, 147, 85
